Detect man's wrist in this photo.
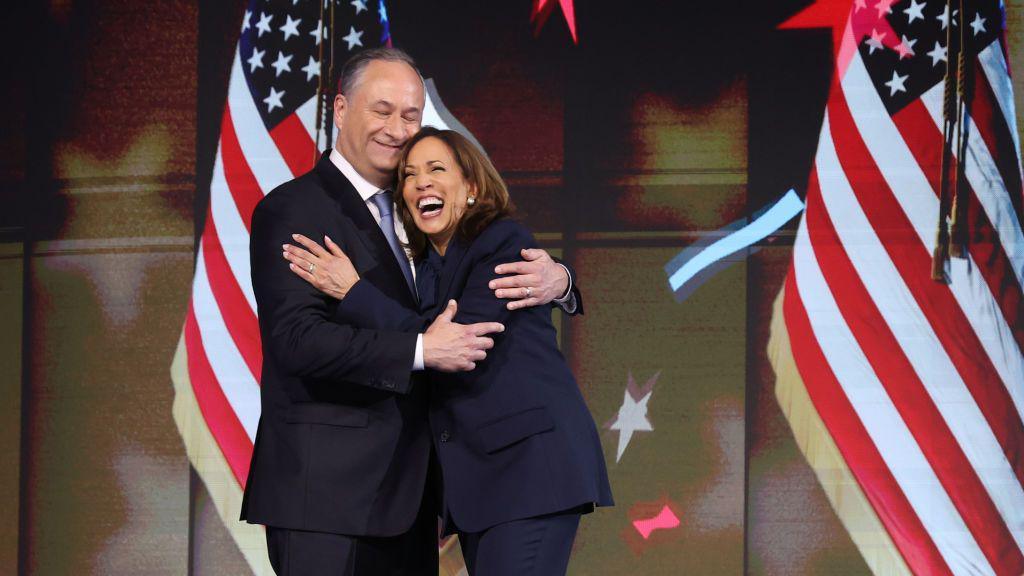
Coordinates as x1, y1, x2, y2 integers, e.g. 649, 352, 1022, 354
553, 263, 573, 303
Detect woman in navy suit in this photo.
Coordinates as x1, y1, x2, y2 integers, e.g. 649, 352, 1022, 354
285, 127, 612, 575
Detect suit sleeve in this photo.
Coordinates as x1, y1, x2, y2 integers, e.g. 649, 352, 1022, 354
452, 222, 541, 327
552, 257, 584, 315
333, 278, 432, 332
250, 197, 418, 394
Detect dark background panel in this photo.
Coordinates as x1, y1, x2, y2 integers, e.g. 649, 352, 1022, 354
6, 0, 1022, 574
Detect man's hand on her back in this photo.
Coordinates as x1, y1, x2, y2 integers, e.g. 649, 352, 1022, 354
423, 300, 504, 372
489, 248, 570, 310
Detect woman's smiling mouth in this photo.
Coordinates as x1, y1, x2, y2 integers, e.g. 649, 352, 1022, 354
417, 196, 444, 218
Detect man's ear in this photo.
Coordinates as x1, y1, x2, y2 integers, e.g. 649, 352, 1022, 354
333, 94, 347, 130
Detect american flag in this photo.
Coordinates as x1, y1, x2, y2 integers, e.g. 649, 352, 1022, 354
182, 0, 392, 491
771, 0, 1024, 574
169, 1, 441, 573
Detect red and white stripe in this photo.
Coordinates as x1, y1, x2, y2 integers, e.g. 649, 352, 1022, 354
182, 49, 317, 485
785, 40, 1024, 575
181, 46, 452, 488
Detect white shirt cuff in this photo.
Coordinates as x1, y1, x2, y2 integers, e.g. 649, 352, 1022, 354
413, 334, 425, 371
553, 263, 576, 314
553, 263, 573, 303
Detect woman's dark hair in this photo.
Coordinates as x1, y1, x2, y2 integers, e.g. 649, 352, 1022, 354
395, 127, 515, 256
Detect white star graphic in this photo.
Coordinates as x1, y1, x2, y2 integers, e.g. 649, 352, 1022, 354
302, 56, 320, 81
309, 20, 323, 46
970, 13, 986, 36
609, 388, 653, 463
247, 47, 265, 71
606, 371, 659, 463
926, 41, 947, 66
255, 12, 273, 37
853, 0, 867, 11
937, 6, 958, 30
271, 51, 293, 77
865, 29, 886, 55
351, 0, 368, 14
895, 34, 916, 60
263, 87, 285, 112
242, 10, 252, 32
903, 0, 925, 24
884, 71, 909, 96
280, 15, 301, 41
342, 26, 364, 50
874, 0, 895, 18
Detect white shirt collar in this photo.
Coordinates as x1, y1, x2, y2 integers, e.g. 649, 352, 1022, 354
329, 148, 385, 202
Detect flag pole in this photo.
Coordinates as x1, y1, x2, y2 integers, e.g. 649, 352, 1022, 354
325, 0, 337, 152
933, 0, 960, 281
313, 0, 338, 158
949, 0, 971, 258
313, 0, 327, 159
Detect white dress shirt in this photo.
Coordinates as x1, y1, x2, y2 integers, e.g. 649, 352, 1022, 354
330, 149, 426, 371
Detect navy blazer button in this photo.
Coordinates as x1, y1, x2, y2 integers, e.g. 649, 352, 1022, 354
440, 430, 450, 443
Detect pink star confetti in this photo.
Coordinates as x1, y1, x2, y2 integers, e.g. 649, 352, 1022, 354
633, 505, 681, 539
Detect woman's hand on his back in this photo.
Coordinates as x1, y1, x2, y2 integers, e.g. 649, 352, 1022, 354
283, 234, 360, 299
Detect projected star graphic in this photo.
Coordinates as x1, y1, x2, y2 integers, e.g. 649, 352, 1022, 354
605, 371, 659, 463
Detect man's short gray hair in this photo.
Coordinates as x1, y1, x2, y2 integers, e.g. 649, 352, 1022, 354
336, 47, 422, 97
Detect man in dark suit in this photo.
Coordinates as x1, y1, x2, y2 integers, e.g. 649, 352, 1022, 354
240, 48, 580, 575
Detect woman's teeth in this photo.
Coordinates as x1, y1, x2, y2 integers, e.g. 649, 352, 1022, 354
418, 197, 444, 217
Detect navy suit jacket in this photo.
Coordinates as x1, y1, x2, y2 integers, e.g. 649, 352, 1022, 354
241, 153, 433, 537
338, 218, 613, 533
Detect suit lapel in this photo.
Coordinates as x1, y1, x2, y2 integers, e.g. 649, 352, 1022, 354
436, 235, 471, 306
415, 250, 441, 316
314, 153, 417, 304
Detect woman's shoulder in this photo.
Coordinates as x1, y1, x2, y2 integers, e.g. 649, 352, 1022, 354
470, 217, 536, 254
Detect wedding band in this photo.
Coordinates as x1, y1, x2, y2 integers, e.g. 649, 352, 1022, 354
309, 263, 316, 274
525, 286, 532, 298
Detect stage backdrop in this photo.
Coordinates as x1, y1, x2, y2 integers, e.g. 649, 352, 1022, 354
4, 1, 1023, 575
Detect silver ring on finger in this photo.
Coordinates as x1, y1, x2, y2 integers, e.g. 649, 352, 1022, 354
525, 286, 532, 298
309, 262, 316, 274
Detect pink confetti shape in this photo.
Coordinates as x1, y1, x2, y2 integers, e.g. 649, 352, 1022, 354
632, 504, 680, 539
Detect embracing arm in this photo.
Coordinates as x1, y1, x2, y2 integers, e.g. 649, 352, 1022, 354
279, 230, 504, 373
489, 249, 584, 315
334, 277, 432, 332
454, 222, 551, 328
251, 198, 417, 392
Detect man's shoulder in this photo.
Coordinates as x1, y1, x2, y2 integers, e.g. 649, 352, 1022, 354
254, 170, 328, 219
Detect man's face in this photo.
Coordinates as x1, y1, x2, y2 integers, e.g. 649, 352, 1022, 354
334, 60, 424, 188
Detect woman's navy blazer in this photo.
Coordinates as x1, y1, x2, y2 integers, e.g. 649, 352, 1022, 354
338, 218, 613, 533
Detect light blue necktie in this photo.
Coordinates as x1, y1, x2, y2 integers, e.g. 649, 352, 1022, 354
370, 190, 416, 299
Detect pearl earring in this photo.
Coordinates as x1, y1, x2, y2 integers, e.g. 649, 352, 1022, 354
467, 196, 476, 206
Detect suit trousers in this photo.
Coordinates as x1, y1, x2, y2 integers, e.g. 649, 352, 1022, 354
458, 510, 581, 576
265, 494, 437, 576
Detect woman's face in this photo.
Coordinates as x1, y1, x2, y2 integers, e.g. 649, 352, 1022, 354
401, 137, 473, 250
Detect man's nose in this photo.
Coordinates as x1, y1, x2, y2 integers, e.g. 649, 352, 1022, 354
383, 113, 403, 138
